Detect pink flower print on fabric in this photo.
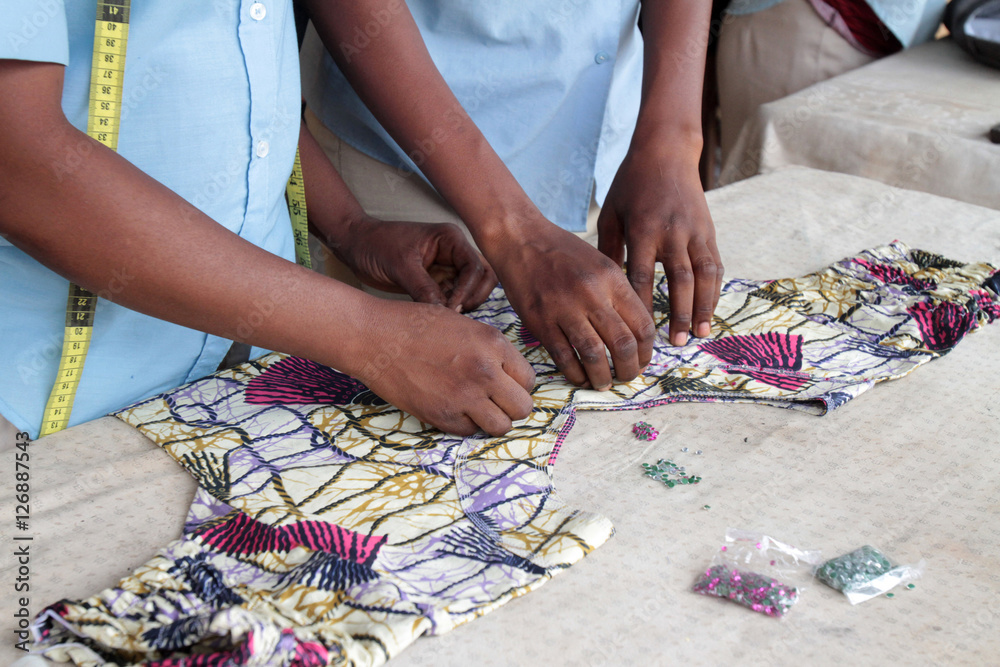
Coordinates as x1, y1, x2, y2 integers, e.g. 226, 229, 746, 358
245, 356, 386, 406
855, 258, 936, 292
907, 301, 976, 351
699, 333, 810, 391
196, 511, 386, 566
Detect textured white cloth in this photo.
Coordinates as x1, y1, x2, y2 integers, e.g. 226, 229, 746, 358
721, 39, 1000, 211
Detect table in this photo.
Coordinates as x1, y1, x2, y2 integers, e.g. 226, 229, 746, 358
720, 39, 1000, 212
3, 167, 999, 666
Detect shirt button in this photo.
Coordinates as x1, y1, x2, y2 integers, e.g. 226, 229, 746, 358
250, 2, 266, 20
256, 140, 269, 158
594, 51, 610, 64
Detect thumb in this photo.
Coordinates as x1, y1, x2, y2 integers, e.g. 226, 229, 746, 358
394, 262, 448, 306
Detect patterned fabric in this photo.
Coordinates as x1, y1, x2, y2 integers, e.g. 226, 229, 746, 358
32, 243, 999, 666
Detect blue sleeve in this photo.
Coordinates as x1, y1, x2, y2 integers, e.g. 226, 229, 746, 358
725, 0, 788, 17
0, 0, 69, 64
867, 0, 947, 48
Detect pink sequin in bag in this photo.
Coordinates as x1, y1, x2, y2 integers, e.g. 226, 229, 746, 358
693, 529, 822, 618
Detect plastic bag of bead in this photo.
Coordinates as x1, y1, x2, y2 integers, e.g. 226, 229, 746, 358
814, 545, 924, 605
692, 529, 823, 618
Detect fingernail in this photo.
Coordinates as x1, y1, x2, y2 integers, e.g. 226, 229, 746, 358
597, 383, 612, 392
672, 331, 688, 346
454, 304, 463, 313
696, 322, 711, 338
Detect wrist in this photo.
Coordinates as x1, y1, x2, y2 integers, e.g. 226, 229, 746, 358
306, 282, 386, 377
629, 117, 703, 165
313, 209, 373, 263
468, 202, 552, 259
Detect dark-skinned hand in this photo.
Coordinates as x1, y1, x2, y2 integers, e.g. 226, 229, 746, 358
325, 215, 497, 312
489, 224, 655, 391
598, 149, 724, 346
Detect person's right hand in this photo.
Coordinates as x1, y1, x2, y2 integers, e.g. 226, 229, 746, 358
321, 214, 497, 313
354, 300, 535, 436
487, 224, 656, 391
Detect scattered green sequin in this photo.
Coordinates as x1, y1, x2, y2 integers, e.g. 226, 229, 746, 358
886, 593, 895, 598
907, 583, 916, 589
816, 545, 893, 592
641, 459, 702, 489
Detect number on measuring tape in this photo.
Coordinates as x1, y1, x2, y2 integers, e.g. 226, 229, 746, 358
286, 149, 312, 269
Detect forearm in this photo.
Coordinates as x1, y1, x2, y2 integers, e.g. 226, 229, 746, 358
303, 0, 547, 252
635, 0, 712, 158
0, 62, 377, 378
297, 118, 367, 255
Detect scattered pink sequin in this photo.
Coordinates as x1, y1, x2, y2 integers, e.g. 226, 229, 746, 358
632, 421, 659, 441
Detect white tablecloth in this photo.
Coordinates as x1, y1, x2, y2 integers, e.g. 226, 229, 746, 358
721, 39, 1000, 211
3, 167, 999, 666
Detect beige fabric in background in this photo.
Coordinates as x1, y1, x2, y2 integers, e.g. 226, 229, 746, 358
717, 0, 874, 168
303, 108, 601, 295
718, 39, 1000, 209
0, 413, 18, 448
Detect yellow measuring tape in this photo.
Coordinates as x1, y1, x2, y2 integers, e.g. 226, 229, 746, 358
40, 0, 311, 435
286, 148, 312, 270
39, 0, 129, 437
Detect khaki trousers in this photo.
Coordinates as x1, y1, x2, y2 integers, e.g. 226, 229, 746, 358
717, 0, 875, 168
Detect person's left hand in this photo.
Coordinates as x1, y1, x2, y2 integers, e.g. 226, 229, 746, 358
597, 148, 724, 346
327, 216, 497, 312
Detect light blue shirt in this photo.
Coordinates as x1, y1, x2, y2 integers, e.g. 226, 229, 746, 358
0, 0, 301, 437
726, 0, 947, 48
302, 1, 644, 233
